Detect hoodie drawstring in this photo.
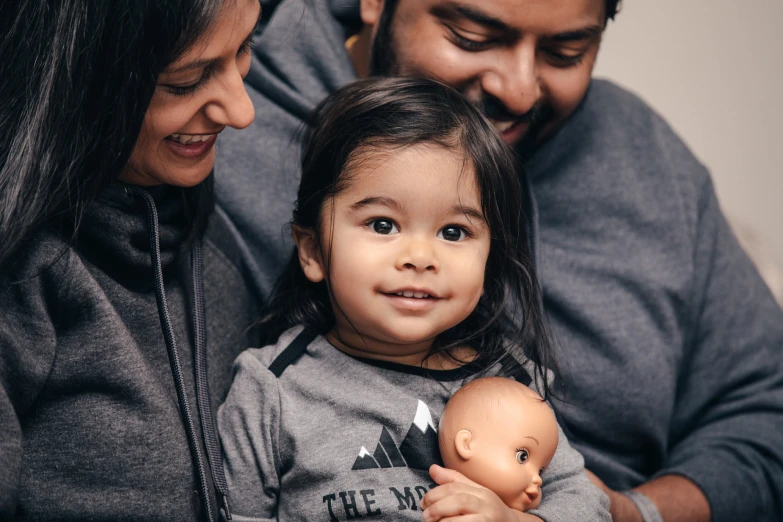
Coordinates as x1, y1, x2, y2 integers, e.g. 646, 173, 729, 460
130, 187, 227, 521
192, 238, 232, 519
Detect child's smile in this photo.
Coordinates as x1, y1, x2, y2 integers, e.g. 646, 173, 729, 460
296, 143, 491, 366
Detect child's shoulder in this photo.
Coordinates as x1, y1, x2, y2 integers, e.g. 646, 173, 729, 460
235, 325, 310, 371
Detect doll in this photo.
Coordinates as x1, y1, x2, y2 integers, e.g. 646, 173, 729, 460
438, 376, 559, 511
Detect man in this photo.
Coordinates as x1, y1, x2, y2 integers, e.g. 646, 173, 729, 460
215, 1, 783, 521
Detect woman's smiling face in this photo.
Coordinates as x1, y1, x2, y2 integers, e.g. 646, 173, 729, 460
121, 0, 261, 187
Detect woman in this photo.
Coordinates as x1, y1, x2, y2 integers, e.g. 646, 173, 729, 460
0, 0, 262, 519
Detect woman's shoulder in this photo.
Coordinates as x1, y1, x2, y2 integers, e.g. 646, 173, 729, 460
1, 228, 74, 300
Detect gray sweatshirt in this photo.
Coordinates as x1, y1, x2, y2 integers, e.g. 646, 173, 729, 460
218, 327, 611, 521
214, 1, 783, 520
0, 184, 260, 520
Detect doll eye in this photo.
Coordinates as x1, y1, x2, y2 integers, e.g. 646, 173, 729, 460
515, 449, 529, 464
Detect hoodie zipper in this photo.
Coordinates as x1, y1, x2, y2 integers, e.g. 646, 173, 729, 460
130, 187, 230, 521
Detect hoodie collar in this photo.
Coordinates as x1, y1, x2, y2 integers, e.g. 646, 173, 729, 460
75, 183, 188, 289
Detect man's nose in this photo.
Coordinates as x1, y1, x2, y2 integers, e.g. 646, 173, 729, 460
481, 46, 541, 116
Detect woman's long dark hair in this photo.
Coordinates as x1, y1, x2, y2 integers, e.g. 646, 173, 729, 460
262, 77, 557, 395
0, 0, 228, 270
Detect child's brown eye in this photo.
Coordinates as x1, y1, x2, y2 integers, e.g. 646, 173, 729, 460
438, 225, 467, 241
370, 219, 398, 234
516, 449, 529, 464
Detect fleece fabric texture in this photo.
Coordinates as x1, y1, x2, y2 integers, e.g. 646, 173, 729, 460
214, 1, 783, 520
0, 185, 260, 521
219, 326, 610, 522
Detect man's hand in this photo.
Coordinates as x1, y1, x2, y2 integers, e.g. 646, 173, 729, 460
420, 465, 542, 522
586, 470, 711, 522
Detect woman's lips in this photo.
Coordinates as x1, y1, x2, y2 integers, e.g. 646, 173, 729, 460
164, 133, 218, 158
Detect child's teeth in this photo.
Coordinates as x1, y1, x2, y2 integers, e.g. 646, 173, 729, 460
395, 291, 430, 299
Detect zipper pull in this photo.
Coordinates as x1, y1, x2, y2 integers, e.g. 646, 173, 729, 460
219, 492, 232, 520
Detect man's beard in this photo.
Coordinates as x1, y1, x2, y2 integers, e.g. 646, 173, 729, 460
474, 93, 556, 159
368, 0, 555, 157
368, 0, 400, 77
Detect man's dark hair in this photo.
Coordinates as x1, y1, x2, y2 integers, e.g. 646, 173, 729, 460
606, 0, 622, 22
261, 76, 557, 395
0, 0, 232, 270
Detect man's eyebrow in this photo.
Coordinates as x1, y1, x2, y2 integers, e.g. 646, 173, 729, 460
524, 436, 540, 446
350, 196, 403, 212
431, 2, 516, 34
166, 12, 260, 74
543, 25, 603, 43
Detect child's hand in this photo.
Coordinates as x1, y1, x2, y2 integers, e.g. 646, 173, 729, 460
421, 464, 542, 522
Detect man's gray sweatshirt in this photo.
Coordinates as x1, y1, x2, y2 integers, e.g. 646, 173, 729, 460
214, 1, 783, 520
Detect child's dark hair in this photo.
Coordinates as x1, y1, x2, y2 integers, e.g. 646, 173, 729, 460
261, 76, 556, 394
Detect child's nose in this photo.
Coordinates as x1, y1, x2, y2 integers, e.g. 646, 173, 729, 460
396, 237, 438, 272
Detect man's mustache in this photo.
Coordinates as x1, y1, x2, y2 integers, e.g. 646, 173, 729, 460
475, 94, 548, 126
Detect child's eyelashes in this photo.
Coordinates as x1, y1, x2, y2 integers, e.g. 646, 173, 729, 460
364, 218, 472, 241
367, 218, 399, 235
438, 225, 470, 242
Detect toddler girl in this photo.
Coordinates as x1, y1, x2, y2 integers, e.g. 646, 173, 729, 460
219, 77, 609, 521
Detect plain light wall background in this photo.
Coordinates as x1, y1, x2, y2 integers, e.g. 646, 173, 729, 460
593, 0, 783, 266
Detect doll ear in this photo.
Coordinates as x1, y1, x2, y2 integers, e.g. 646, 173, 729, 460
292, 226, 325, 283
454, 429, 474, 461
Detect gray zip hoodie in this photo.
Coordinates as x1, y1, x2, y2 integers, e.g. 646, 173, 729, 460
214, 1, 783, 520
0, 184, 260, 520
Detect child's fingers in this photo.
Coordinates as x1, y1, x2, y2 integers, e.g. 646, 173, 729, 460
420, 483, 487, 518
429, 464, 482, 487
421, 491, 482, 522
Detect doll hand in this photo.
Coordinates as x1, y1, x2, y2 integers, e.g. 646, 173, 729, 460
421, 465, 542, 522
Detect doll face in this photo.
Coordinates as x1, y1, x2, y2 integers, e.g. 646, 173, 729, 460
466, 408, 559, 510
439, 381, 560, 512
296, 143, 491, 363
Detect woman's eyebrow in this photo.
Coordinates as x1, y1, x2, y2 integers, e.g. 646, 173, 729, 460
167, 11, 261, 74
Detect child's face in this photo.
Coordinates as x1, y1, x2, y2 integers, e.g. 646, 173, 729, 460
299, 143, 491, 360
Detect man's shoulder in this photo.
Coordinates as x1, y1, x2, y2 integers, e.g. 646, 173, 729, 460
580, 80, 701, 165
553, 78, 710, 194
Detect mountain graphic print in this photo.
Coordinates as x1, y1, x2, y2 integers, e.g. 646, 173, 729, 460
351, 400, 443, 471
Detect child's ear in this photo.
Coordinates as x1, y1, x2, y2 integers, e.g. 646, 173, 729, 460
454, 429, 475, 461
292, 225, 325, 283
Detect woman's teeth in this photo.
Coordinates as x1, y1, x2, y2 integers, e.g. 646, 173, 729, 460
168, 133, 212, 145
395, 291, 430, 299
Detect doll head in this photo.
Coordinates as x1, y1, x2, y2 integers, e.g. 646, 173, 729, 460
438, 377, 559, 511
260, 77, 555, 389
